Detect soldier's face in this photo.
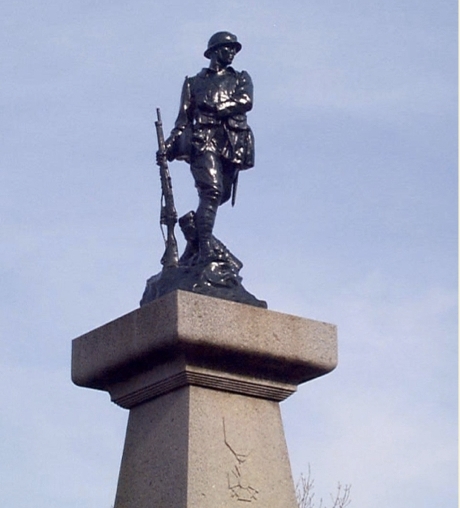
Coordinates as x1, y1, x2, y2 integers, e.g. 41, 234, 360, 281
215, 44, 237, 66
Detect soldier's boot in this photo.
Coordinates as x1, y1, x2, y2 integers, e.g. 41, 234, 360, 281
178, 211, 199, 264
195, 199, 218, 263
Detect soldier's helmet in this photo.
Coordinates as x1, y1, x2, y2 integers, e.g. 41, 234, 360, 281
204, 31, 242, 59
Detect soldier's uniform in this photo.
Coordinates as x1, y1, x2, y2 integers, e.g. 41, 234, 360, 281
165, 32, 254, 261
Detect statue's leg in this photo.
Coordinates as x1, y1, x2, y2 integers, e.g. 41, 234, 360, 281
191, 151, 223, 262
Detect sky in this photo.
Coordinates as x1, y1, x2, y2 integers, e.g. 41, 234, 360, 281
0, 1, 457, 507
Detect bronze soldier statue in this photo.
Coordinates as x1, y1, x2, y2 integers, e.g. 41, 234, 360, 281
144, 32, 265, 308
159, 31, 254, 263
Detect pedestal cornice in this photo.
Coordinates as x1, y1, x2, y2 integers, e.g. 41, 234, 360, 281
72, 290, 337, 407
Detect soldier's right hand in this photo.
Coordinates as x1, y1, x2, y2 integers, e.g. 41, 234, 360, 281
156, 137, 174, 165
156, 149, 166, 166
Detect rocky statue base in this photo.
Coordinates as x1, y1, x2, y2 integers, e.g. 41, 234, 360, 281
140, 263, 266, 309
141, 224, 267, 308
72, 291, 337, 508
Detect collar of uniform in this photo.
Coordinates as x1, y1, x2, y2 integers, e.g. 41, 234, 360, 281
198, 66, 236, 77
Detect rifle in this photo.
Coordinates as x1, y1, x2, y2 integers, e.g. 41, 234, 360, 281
155, 108, 179, 268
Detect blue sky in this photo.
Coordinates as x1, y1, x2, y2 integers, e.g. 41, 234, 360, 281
1, 1, 457, 507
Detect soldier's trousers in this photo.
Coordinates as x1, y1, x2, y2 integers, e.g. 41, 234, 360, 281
190, 150, 236, 206
190, 151, 237, 252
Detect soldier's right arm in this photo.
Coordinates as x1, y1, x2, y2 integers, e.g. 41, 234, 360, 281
165, 77, 193, 161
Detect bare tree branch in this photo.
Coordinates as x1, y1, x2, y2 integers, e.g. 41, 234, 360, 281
296, 466, 351, 508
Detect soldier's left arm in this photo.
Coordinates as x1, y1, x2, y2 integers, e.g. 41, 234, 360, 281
216, 70, 253, 117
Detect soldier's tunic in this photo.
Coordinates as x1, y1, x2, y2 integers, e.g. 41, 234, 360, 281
167, 66, 254, 205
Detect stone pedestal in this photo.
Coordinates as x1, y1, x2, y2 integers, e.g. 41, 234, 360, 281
72, 290, 337, 508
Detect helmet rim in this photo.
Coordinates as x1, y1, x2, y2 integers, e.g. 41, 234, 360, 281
204, 31, 242, 59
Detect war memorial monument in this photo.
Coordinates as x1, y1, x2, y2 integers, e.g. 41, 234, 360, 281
71, 32, 338, 507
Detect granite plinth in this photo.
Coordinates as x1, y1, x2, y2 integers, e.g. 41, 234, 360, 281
71, 290, 338, 508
